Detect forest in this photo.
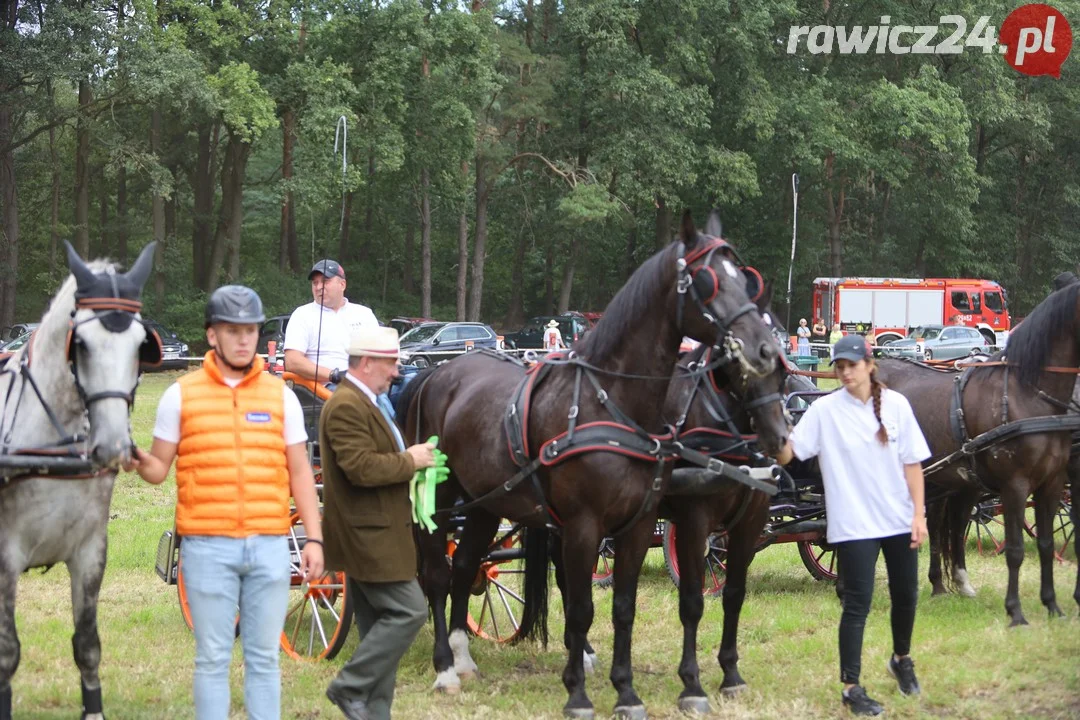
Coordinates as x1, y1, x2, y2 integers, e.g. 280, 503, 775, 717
2, 0, 1078, 343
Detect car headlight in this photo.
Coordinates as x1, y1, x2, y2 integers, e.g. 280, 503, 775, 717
180, 343, 189, 354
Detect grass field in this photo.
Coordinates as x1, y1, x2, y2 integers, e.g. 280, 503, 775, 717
8, 371, 1079, 719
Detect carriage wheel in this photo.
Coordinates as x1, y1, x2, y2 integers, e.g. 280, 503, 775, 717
662, 522, 726, 597
1052, 496, 1074, 563
798, 540, 838, 581
592, 537, 615, 588
464, 523, 536, 643
965, 501, 1007, 556
176, 556, 240, 637
280, 512, 353, 661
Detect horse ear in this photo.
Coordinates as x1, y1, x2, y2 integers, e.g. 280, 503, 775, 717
704, 209, 723, 239
65, 240, 98, 291
679, 209, 698, 248
124, 241, 158, 294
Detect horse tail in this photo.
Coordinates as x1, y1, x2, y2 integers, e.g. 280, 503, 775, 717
927, 495, 956, 591
515, 526, 550, 648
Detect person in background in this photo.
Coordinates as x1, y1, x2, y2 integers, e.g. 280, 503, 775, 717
284, 259, 379, 387
776, 335, 931, 716
829, 323, 844, 346
127, 285, 324, 720
796, 318, 812, 355
542, 319, 566, 351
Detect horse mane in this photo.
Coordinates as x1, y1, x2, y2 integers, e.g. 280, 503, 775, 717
1005, 281, 1080, 386
575, 243, 679, 363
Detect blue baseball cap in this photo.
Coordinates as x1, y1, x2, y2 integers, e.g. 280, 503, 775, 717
831, 334, 872, 363
309, 259, 346, 280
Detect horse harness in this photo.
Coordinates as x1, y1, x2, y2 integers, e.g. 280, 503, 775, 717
0, 292, 162, 487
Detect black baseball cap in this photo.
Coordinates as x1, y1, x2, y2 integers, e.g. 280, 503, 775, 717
309, 259, 346, 280
831, 334, 872, 363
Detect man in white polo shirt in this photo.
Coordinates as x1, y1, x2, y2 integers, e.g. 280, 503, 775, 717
284, 259, 380, 385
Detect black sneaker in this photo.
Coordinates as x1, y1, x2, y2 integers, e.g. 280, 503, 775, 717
887, 655, 921, 696
842, 685, 885, 716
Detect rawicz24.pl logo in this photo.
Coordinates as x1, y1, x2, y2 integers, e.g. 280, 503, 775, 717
786, 3, 1073, 78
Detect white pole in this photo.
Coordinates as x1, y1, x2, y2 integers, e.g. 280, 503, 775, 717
785, 173, 799, 332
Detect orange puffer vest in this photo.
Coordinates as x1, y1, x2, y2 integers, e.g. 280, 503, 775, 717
175, 351, 290, 537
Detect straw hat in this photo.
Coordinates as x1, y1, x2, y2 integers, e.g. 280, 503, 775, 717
546, 319, 560, 328
347, 326, 400, 359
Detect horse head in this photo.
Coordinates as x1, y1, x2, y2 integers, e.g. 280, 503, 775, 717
676, 209, 778, 379
64, 241, 160, 467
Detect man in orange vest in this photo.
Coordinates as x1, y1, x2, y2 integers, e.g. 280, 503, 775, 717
127, 285, 324, 720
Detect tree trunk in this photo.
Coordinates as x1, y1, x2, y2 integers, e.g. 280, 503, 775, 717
456, 208, 468, 321
654, 195, 671, 248
279, 108, 298, 272
544, 240, 555, 313
74, 79, 92, 257
557, 239, 576, 313
191, 123, 216, 290
0, 103, 17, 327
358, 149, 374, 263
150, 107, 165, 303
116, 162, 128, 266
226, 142, 250, 283
98, 163, 109, 258
338, 190, 353, 261
207, 138, 248, 291
503, 230, 529, 329
419, 169, 432, 319
49, 122, 60, 279
403, 222, 415, 295
623, 217, 637, 280
823, 153, 845, 276
468, 156, 488, 321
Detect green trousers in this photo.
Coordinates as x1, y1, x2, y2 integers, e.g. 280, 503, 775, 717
327, 577, 427, 720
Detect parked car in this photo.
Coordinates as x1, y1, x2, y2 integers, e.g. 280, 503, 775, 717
398, 322, 499, 367
389, 316, 436, 337
1, 323, 38, 344
0, 329, 33, 363
142, 321, 190, 371
503, 313, 591, 350
880, 324, 988, 361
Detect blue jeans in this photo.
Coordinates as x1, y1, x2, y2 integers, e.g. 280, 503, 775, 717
180, 535, 290, 720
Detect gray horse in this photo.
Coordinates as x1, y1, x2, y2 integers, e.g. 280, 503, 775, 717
0, 242, 158, 720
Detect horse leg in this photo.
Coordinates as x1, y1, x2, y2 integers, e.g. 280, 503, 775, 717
670, 513, 710, 715
551, 534, 598, 673
423, 522, 459, 693
718, 508, 763, 699
445, 509, 502, 683
68, 536, 108, 719
0, 559, 19, 720
949, 494, 978, 597
561, 520, 601, 719
926, 498, 948, 595
608, 517, 655, 720
1001, 481, 1031, 626
1033, 483, 1065, 618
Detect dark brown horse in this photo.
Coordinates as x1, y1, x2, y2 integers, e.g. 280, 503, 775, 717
397, 212, 781, 719
875, 282, 1080, 625
657, 319, 802, 714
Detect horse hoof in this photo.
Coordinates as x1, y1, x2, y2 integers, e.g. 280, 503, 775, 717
436, 683, 460, 695
1008, 616, 1029, 628
720, 682, 748, 698
678, 696, 711, 715
958, 585, 977, 598
613, 704, 647, 720
563, 707, 594, 719
457, 670, 476, 682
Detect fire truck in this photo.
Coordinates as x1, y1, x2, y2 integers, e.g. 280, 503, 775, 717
811, 277, 1011, 347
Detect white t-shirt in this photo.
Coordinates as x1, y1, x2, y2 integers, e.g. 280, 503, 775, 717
543, 327, 564, 350
153, 378, 308, 446
790, 387, 931, 543
283, 300, 379, 371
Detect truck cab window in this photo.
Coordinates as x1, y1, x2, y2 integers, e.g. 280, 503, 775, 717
951, 291, 971, 312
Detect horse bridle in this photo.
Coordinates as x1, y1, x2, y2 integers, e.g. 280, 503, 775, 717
675, 236, 766, 372
66, 296, 163, 409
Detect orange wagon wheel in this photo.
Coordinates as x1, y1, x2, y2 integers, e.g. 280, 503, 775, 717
280, 512, 353, 661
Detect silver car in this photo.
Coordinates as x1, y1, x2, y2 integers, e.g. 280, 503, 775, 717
880, 324, 988, 361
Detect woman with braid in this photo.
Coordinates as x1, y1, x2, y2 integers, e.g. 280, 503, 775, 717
776, 335, 931, 716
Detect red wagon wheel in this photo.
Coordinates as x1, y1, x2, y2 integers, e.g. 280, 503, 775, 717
280, 512, 353, 661
798, 539, 838, 581
592, 537, 615, 588
662, 522, 727, 597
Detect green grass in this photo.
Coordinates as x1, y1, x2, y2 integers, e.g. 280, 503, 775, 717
8, 372, 1080, 719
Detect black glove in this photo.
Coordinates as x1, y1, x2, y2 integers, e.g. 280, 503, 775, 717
328, 368, 343, 384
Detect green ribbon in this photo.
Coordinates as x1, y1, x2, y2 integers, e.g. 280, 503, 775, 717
410, 435, 449, 533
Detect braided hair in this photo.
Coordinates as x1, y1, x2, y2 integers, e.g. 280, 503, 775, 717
869, 363, 888, 446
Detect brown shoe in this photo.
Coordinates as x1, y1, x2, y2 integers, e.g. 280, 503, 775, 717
326, 686, 370, 720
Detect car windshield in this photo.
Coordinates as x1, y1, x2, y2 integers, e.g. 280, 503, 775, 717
149, 322, 176, 339
401, 324, 444, 343
2, 331, 31, 352
907, 327, 941, 340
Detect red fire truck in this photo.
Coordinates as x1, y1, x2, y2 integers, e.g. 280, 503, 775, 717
811, 277, 1011, 347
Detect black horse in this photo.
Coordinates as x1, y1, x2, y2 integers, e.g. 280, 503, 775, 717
397, 211, 782, 719
876, 281, 1080, 625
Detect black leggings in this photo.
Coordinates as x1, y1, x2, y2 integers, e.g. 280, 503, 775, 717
835, 533, 919, 684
